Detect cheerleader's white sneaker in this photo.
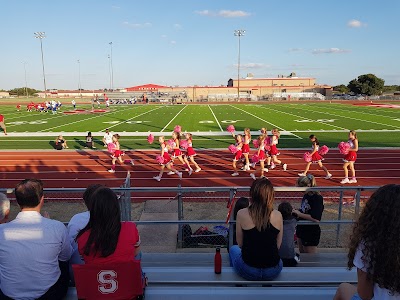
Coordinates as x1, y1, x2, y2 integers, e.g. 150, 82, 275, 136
298, 173, 306, 177
340, 178, 350, 184
195, 168, 201, 173
250, 173, 256, 180
325, 173, 332, 180
349, 178, 357, 183
167, 171, 175, 175
231, 172, 239, 177
177, 172, 183, 179
283, 164, 287, 171
153, 176, 161, 182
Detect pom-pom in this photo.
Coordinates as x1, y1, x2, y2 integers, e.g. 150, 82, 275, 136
156, 155, 164, 164
147, 134, 154, 144
251, 153, 260, 163
303, 152, 312, 162
265, 145, 271, 151
252, 139, 259, 149
167, 139, 175, 148
319, 145, 329, 156
264, 136, 271, 146
226, 125, 235, 133
174, 125, 182, 133
338, 142, 350, 155
107, 143, 116, 154
228, 144, 238, 154
180, 139, 189, 149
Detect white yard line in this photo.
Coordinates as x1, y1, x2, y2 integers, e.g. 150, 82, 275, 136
160, 105, 187, 132
229, 105, 302, 139
293, 105, 400, 129
259, 106, 347, 130
208, 105, 223, 131
105, 106, 163, 131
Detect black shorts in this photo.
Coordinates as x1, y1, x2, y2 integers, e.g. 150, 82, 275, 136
296, 225, 321, 247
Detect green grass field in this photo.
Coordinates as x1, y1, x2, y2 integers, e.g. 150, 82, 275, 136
1, 102, 400, 149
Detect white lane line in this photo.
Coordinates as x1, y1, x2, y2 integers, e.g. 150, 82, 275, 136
39, 106, 135, 132
105, 106, 163, 131
208, 105, 223, 131
259, 106, 347, 130
161, 105, 187, 132
293, 105, 400, 129
229, 105, 302, 139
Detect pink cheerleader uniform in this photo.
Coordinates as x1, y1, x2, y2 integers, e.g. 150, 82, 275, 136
162, 142, 172, 165
172, 140, 182, 158
344, 139, 357, 162
258, 143, 266, 161
234, 144, 243, 161
113, 150, 123, 158
242, 135, 250, 154
186, 140, 196, 157
311, 145, 323, 162
269, 135, 280, 156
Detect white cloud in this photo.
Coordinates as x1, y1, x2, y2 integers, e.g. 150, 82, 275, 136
161, 34, 168, 38
173, 23, 182, 30
111, 5, 120, 9
312, 48, 351, 54
347, 19, 367, 28
170, 40, 177, 45
122, 21, 152, 29
233, 63, 270, 69
195, 10, 250, 18
288, 48, 303, 52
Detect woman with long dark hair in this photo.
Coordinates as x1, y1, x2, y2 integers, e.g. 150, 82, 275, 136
229, 178, 283, 280
334, 184, 400, 300
77, 187, 141, 263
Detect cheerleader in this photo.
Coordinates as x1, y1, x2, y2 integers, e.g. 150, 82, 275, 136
242, 128, 251, 170
231, 134, 244, 176
341, 130, 358, 184
183, 133, 201, 173
170, 131, 190, 174
108, 134, 134, 173
298, 135, 332, 179
250, 134, 268, 180
260, 127, 272, 170
153, 136, 182, 181
269, 128, 287, 170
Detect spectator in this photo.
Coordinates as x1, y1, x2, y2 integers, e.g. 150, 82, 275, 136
102, 128, 113, 147
85, 131, 96, 149
0, 114, 7, 135
77, 187, 142, 264
0, 193, 10, 224
232, 197, 249, 246
334, 184, 400, 300
0, 179, 72, 299
229, 178, 283, 280
278, 201, 299, 267
293, 174, 324, 254
55, 134, 68, 150
67, 184, 102, 269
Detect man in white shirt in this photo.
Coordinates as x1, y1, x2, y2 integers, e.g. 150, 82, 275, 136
102, 128, 113, 147
0, 179, 72, 299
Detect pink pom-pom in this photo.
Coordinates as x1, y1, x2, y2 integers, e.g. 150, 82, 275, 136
251, 153, 260, 163
147, 134, 154, 144
252, 139, 259, 149
338, 142, 350, 155
303, 152, 312, 162
265, 145, 271, 151
107, 143, 116, 154
167, 139, 175, 148
264, 136, 271, 146
228, 144, 238, 154
180, 139, 189, 149
227, 125, 235, 133
319, 145, 329, 156
174, 125, 182, 133
156, 155, 164, 164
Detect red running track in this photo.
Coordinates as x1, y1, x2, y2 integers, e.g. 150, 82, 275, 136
0, 149, 399, 190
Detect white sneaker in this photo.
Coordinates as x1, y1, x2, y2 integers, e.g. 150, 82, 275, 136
108, 169, 115, 173
298, 173, 306, 177
340, 178, 350, 184
153, 176, 161, 182
250, 173, 256, 180
195, 168, 201, 173
270, 164, 276, 170
349, 178, 357, 183
177, 172, 183, 179
250, 163, 256, 168
245, 164, 250, 171
188, 169, 193, 176
167, 171, 175, 175
263, 168, 269, 172
283, 164, 287, 171
325, 173, 332, 180
231, 172, 239, 177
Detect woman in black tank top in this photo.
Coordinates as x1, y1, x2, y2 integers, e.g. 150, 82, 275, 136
229, 178, 283, 280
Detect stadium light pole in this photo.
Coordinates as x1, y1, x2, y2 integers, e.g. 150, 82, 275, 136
34, 32, 47, 98
107, 54, 112, 90
109, 42, 114, 90
77, 59, 81, 98
234, 29, 245, 102
22, 62, 28, 98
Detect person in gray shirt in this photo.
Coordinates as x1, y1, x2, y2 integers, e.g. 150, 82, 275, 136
278, 202, 299, 267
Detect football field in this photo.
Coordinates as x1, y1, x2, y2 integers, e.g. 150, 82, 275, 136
0, 102, 400, 149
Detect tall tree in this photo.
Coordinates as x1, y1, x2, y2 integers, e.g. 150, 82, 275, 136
347, 74, 385, 96
8, 87, 40, 96
333, 84, 349, 93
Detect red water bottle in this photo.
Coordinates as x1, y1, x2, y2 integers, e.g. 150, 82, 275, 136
214, 247, 222, 274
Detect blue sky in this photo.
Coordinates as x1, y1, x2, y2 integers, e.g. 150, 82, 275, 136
1, 0, 399, 90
